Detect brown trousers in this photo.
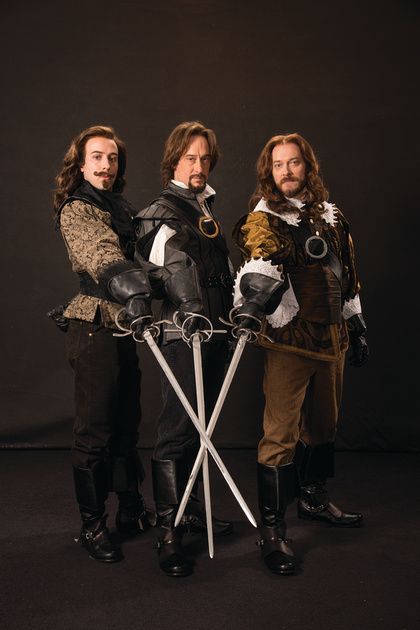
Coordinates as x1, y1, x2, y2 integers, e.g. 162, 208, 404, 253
258, 348, 345, 466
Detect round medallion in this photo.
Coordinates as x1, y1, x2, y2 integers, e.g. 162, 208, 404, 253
198, 216, 220, 238
305, 235, 328, 259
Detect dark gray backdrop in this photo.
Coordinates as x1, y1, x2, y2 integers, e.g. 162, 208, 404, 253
1, 0, 418, 450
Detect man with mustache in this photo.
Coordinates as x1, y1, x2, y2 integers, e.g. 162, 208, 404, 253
135, 121, 233, 577
233, 133, 368, 576
53, 126, 153, 563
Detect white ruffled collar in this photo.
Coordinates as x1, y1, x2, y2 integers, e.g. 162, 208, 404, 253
320, 201, 338, 226
253, 198, 338, 226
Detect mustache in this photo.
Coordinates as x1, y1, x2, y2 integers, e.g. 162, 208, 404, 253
93, 171, 114, 177
281, 176, 298, 183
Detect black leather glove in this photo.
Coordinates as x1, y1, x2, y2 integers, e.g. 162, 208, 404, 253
234, 301, 263, 332
176, 300, 205, 337
164, 266, 205, 337
234, 271, 283, 333
124, 295, 153, 334
47, 304, 70, 333
347, 314, 369, 367
348, 333, 369, 367
125, 295, 152, 319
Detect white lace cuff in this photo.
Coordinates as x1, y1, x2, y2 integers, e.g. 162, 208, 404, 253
266, 278, 299, 328
233, 258, 299, 328
342, 294, 362, 320
233, 258, 284, 307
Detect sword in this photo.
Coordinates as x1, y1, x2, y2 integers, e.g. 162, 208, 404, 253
192, 333, 214, 558
175, 331, 250, 526
141, 328, 257, 528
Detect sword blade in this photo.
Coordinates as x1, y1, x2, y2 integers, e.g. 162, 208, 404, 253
175, 332, 251, 526
143, 330, 256, 527
192, 334, 214, 558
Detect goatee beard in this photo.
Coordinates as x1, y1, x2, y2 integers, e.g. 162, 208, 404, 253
189, 184, 206, 194
188, 179, 206, 194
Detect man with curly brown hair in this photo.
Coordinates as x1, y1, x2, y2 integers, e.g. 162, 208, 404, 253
53, 126, 153, 563
233, 133, 369, 576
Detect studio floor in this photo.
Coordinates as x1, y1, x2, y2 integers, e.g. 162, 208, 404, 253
1, 449, 419, 630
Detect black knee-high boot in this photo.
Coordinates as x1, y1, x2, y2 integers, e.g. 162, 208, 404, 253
112, 452, 156, 536
257, 462, 299, 575
295, 441, 363, 527
73, 461, 122, 562
152, 458, 193, 577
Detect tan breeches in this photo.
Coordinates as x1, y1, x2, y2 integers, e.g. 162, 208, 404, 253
258, 349, 345, 466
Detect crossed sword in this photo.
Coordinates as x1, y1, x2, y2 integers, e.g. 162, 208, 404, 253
115, 310, 260, 558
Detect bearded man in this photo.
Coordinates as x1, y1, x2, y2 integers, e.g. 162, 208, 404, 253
53, 126, 153, 563
135, 121, 233, 577
233, 133, 368, 576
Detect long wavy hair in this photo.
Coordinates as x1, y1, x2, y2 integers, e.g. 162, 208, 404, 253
249, 133, 328, 212
53, 125, 127, 214
161, 121, 219, 187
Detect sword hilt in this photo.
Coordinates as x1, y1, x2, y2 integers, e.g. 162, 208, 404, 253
219, 308, 261, 343
173, 311, 214, 345
113, 308, 170, 343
